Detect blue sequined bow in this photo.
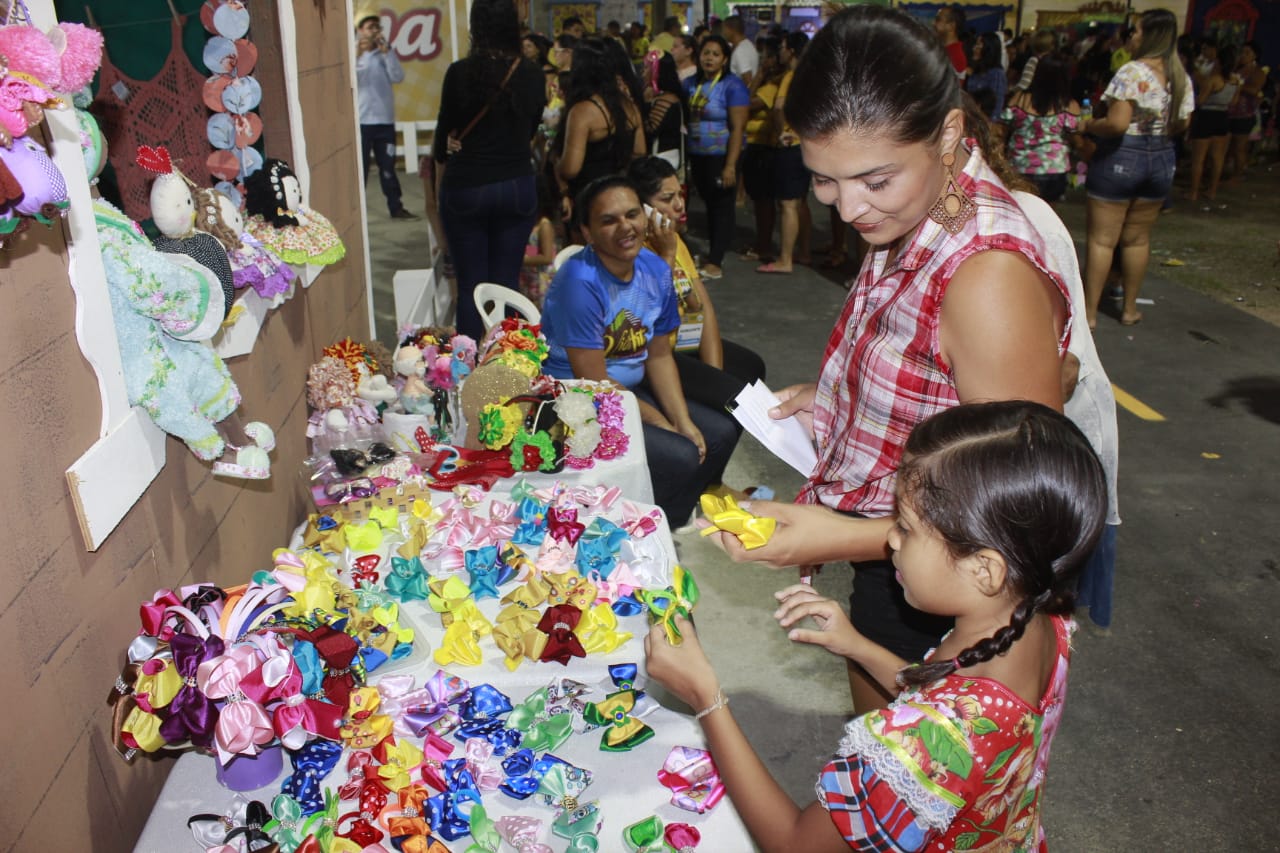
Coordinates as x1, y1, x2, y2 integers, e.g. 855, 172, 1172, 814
281, 739, 343, 815
466, 546, 514, 600
576, 519, 628, 579
427, 760, 483, 840
511, 496, 549, 547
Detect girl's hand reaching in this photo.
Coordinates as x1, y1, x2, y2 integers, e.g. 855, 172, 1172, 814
774, 584, 868, 660
644, 617, 721, 713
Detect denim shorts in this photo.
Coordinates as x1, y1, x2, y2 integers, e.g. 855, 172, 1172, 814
1085, 135, 1176, 203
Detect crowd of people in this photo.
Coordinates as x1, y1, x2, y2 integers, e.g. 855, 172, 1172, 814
354, 3, 1273, 849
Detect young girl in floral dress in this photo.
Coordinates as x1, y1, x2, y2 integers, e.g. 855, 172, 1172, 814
647, 400, 1107, 852
1000, 53, 1082, 202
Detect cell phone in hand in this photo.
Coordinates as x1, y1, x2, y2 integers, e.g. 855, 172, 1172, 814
644, 203, 669, 229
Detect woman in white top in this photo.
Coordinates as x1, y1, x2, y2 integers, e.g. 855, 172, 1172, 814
1080, 9, 1193, 328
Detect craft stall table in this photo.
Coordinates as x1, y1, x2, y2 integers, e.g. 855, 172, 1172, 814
130, 480, 750, 852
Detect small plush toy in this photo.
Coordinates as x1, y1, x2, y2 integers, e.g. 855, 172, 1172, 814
194, 186, 296, 306
137, 145, 235, 319
0, 133, 69, 239
244, 158, 345, 266
392, 344, 432, 415
0, 22, 103, 145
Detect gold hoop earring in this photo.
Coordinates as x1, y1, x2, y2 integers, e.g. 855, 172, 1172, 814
927, 151, 977, 235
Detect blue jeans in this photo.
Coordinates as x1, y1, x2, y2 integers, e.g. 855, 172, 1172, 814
632, 386, 740, 526
1086, 135, 1176, 203
361, 123, 404, 214
439, 174, 538, 339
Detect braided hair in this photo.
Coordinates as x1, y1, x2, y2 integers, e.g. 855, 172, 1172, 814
895, 401, 1107, 688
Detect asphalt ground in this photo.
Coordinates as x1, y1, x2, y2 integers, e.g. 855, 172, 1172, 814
367, 170, 1278, 850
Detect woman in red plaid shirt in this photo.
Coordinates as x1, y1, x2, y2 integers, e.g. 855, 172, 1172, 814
702, 6, 1073, 717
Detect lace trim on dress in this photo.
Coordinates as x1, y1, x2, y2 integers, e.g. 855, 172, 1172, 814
833, 717, 959, 832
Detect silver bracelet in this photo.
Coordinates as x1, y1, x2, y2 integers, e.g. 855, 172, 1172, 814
694, 688, 729, 720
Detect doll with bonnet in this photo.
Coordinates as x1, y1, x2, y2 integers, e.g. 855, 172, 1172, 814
244, 158, 345, 266
194, 185, 296, 306
81, 109, 275, 478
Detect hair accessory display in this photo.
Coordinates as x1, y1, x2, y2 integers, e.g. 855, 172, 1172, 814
657, 746, 725, 814
281, 739, 344, 815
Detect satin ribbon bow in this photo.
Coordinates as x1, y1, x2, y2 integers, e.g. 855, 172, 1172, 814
378, 737, 426, 791
583, 689, 656, 752
657, 746, 726, 814
432, 619, 481, 667
637, 565, 700, 645
426, 761, 483, 840
350, 554, 382, 587
196, 643, 275, 763
511, 497, 549, 547
623, 816, 666, 852
466, 803, 501, 853
621, 501, 663, 538
699, 493, 777, 549
535, 762, 599, 837
547, 505, 585, 544
382, 785, 449, 852
495, 815, 554, 853
545, 572, 597, 610
139, 588, 185, 639
492, 603, 545, 671
386, 556, 430, 602
368, 504, 400, 531
500, 542, 539, 583
302, 512, 346, 552
460, 736, 504, 792
665, 822, 701, 852
295, 624, 362, 707
378, 670, 469, 739
428, 576, 493, 637
336, 751, 390, 827
575, 603, 633, 655
454, 684, 521, 754
575, 534, 621, 580
537, 604, 587, 666
264, 792, 314, 851
535, 539, 578, 575
282, 739, 344, 815
497, 749, 565, 800
340, 687, 394, 751
506, 687, 574, 753
241, 638, 343, 750
186, 795, 252, 849
466, 545, 512, 600
159, 632, 226, 748
133, 654, 181, 712
344, 519, 385, 552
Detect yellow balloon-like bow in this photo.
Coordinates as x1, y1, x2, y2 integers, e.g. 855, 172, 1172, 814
699, 494, 777, 550
433, 620, 484, 666
576, 602, 633, 654
492, 603, 545, 670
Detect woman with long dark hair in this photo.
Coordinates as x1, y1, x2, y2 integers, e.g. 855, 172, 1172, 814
644, 52, 685, 170
698, 6, 1073, 719
965, 31, 1008, 120
433, 0, 546, 339
683, 34, 748, 280
555, 36, 646, 219
1081, 8, 1192, 327
1000, 52, 1082, 201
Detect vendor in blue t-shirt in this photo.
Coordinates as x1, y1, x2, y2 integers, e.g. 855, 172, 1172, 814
542, 176, 739, 527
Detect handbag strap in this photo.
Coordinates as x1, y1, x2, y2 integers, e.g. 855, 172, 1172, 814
454, 57, 523, 143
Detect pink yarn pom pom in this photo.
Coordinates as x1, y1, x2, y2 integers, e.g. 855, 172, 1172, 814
0, 26, 62, 90
56, 23, 105, 93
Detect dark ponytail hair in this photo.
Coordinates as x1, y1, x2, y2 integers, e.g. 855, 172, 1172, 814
558, 37, 636, 170
895, 401, 1107, 688
627, 155, 679, 202
466, 0, 522, 94
784, 5, 961, 145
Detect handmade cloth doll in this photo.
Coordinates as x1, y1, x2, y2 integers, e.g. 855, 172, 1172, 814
136, 146, 235, 319
392, 344, 432, 415
0, 22, 102, 144
244, 158, 345, 266
194, 186, 296, 305
81, 111, 273, 478
0, 133, 68, 238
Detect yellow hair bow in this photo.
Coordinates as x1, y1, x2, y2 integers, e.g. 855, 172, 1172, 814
699, 494, 777, 550
434, 620, 484, 667
576, 602, 633, 655
344, 519, 385, 552
492, 603, 544, 670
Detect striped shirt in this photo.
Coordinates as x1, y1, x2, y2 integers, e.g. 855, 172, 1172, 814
797, 145, 1071, 516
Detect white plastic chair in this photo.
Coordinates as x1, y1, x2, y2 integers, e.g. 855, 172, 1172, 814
552, 244, 583, 271
473, 282, 541, 331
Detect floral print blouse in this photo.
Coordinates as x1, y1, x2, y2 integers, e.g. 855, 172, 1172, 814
1103, 60, 1194, 136
1001, 107, 1079, 176
817, 616, 1074, 852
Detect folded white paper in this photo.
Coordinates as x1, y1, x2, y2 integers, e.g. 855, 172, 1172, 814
729, 380, 818, 477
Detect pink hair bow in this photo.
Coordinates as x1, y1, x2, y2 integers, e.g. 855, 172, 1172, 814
139, 589, 185, 639
535, 540, 578, 575
657, 746, 726, 814
418, 730, 457, 792
240, 635, 343, 749
377, 670, 469, 739
463, 737, 504, 792
621, 501, 663, 538
196, 644, 275, 764
547, 505, 585, 544
495, 815, 554, 853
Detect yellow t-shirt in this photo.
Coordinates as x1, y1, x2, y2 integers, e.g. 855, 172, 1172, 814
645, 234, 704, 351
775, 70, 799, 146
745, 79, 780, 145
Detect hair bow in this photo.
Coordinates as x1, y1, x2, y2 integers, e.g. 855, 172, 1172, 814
239, 638, 343, 750
380, 785, 443, 850
349, 554, 383, 587
343, 519, 385, 552
159, 632, 226, 747
500, 542, 539, 583
336, 808, 385, 847
506, 686, 575, 753
621, 501, 663, 538
132, 652, 181, 713
460, 736, 504, 792
665, 822, 701, 852
196, 643, 275, 763
354, 580, 395, 612
501, 574, 550, 609
454, 684, 521, 754
386, 556, 430, 602
534, 539, 578, 575
378, 670, 469, 739
622, 816, 665, 853
263, 792, 314, 851
511, 497, 549, 547
186, 795, 254, 849
428, 576, 493, 637
699, 494, 776, 549
466, 545, 513, 600
138, 589, 187, 639
283, 739, 344, 815
465, 803, 501, 853
657, 746, 725, 814
433, 620, 484, 667
575, 536, 621, 580
545, 572, 597, 610
336, 751, 391, 827
495, 815, 554, 853
535, 761, 597, 834
492, 602, 545, 671
583, 689, 655, 752
426, 761, 483, 840
340, 686, 394, 751
546, 505, 585, 544
576, 603, 633, 655
291, 624, 362, 706
636, 565, 700, 645
368, 503, 401, 531
302, 513, 347, 553
537, 604, 587, 666
377, 736, 426, 791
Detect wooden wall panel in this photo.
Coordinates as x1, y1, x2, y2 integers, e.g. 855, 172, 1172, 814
0, 2, 368, 848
